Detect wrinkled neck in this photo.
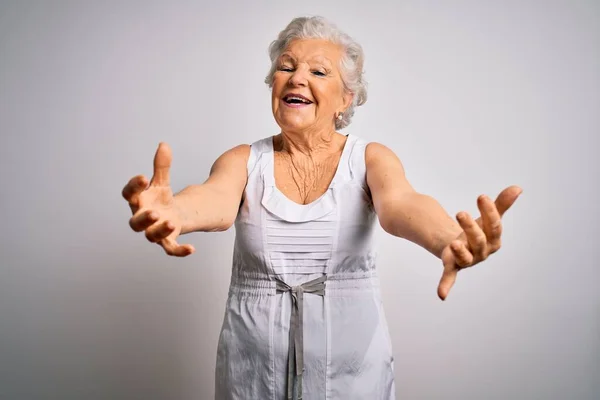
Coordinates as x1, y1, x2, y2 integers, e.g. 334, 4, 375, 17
277, 128, 340, 158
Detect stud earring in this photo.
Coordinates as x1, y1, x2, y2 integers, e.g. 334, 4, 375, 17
336, 112, 344, 121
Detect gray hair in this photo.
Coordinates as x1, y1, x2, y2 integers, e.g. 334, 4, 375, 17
264, 16, 368, 130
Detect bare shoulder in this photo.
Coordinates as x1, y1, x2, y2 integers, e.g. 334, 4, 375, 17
365, 141, 414, 196
365, 142, 406, 174
204, 144, 251, 192
209, 144, 251, 175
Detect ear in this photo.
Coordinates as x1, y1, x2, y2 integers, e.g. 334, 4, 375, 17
341, 90, 354, 113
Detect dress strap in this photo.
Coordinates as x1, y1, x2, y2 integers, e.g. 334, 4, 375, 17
347, 136, 370, 187
329, 134, 358, 185
247, 136, 273, 177
261, 135, 276, 187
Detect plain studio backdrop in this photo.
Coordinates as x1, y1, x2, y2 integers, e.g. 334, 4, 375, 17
1, 0, 598, 399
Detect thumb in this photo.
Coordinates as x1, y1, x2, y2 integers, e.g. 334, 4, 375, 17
150, 142, 172, 187
437, 262, 458, 301
495, 185, 522, 216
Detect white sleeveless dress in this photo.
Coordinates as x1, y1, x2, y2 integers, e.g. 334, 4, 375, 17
215, 134, 396, 399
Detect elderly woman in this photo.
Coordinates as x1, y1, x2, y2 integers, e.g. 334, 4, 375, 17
122, 16, 520, 400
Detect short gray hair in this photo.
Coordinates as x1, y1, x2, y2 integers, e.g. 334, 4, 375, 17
265, 16, 368, 130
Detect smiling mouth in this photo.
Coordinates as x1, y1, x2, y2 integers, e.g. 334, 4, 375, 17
282, 94, 313, 105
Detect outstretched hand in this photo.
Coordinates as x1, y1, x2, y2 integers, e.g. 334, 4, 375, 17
437, 185, 522, 300
122, 143, 195, 257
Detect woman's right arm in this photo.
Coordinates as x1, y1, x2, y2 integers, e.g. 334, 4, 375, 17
176, 144, 250, 234
122, 142, 250, 257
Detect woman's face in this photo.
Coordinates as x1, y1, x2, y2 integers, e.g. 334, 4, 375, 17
271, 39, 353, 134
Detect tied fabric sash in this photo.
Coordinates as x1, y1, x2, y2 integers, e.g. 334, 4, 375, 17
275, 275, 327, 400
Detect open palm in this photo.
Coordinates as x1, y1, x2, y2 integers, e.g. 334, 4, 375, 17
122, 143, 195, 257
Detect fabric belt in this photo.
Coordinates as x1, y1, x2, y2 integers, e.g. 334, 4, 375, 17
275, 275, 327, 400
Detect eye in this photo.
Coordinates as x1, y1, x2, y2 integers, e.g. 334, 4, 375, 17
278, 66, 294, 72
312, 70, 326, 77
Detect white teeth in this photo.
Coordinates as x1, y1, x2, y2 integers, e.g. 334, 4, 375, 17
286, 96, 310, 103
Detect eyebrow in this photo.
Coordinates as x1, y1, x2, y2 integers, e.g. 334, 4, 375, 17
278, 53, 333, 67
278, 53, 297, 62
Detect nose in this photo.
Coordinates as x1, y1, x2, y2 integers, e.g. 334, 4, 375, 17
288, 65, 309, 87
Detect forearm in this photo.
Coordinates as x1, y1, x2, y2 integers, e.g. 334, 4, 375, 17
378, 192, 462, 258
174, 184, 238, 234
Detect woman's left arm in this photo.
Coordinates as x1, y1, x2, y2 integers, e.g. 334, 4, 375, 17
365, 142, 522, 300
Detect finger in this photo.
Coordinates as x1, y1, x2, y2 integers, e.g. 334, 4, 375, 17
146, 220, 176, 242
456, 212, 486, 260
144, 220, 173, 243
122, 175, 148, 205
129, 209, 159, 232
478, 195, 502, 250
160, 237, 195, 257
450, 239, 474, 267
494, 185, 523, 216
150, 142, 172, 187
437, 263, 458, 301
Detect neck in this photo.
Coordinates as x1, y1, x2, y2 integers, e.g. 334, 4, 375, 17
278, 126, 341, 156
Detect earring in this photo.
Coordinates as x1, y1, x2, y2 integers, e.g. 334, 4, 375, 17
336, 112, 344, 121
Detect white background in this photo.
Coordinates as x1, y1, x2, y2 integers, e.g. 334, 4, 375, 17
1, 0, 598, 398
